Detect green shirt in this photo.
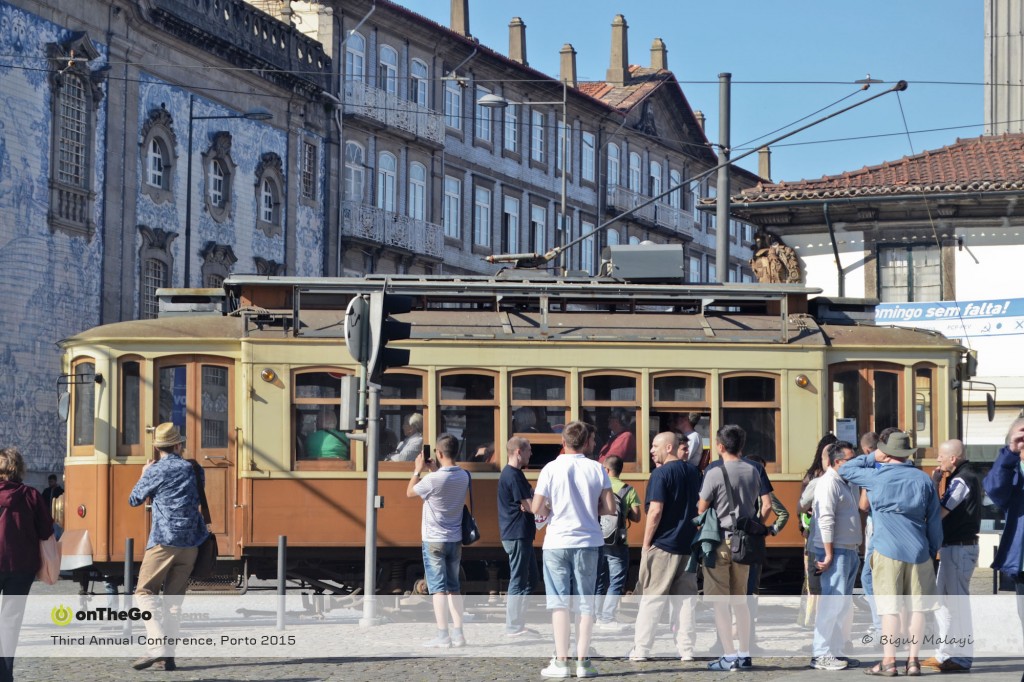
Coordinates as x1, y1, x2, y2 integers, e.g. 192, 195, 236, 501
610, 476, 640, 511
304, 429, 350, 460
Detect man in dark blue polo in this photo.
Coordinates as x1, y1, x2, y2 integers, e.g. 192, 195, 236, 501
498, 436, 539, 636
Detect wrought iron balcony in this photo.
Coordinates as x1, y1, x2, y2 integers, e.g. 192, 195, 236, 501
606, 186, 693, 239
343, 81, 445, 146
341, 201, 444, 259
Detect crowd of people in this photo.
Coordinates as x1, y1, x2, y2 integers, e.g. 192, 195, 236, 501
407, 416, 1024, 678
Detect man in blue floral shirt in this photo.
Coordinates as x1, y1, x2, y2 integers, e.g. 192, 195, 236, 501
128, 422, 209, 671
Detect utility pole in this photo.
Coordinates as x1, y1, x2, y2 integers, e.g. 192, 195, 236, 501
715, 73, 731, 281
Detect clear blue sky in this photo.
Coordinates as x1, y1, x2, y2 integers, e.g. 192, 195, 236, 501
397, 0, 983, 183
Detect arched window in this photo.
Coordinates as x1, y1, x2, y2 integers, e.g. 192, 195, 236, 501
70, 358, 96, 455
377, 151, 397, 213
669, 169, 682, 209
628, 152, 642, 193
260, 178, 275, 223
408, 161, 426, 220
607, 229, 620, 247
346, 32, 366, 83
379, 45, 398, 94
629, 236, 640, 245
118, 357, 145, 457
344, 141, 365, 202
139, 106, 178, 204
582, 371, 641, 471
138, 225, 176, 319
201, 132, 236, 223
607, 143, 620, 187
411, 59, 429, 107
255, 152, 284, 236
650, 160, 662, 197
209, 160, 225, 206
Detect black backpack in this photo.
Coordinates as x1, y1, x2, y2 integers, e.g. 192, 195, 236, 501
599, 484, 633, 546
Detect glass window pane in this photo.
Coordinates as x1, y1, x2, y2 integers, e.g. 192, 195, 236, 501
831, 369, 860, 433
722, 407, 776, 463
915, 368, 933, 448
723, 376, 774, 402
653, 375, 706, 403
295, 372, 341, 399
73, 362, 96, 446
201, 366, 228, 449
511, 374, 566, 402
439, 406, 494, 461
158, 365, 188, 439
121, 361, 141, 446
297, 404, 348, 460
582, 374, 636, 402
380, 373, 423, 400
874, 371, 900, 433
441, 374, 495, 401
511, 406, 564, 434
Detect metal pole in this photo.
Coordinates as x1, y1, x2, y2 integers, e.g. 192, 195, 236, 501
183, 95, 195, 287
360, 383, 381, 627
560, 80, 568, 273
715, 73, 731, 281
123, 537, 134, 637
277, 535, 287, 630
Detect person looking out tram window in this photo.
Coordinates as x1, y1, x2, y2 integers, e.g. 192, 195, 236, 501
303, 410, 349, 460
598, 408, 636, 464
389, 413, 423, 462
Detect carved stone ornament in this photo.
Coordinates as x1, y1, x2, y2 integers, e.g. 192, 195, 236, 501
141, 105, 179, 151
138, 224, 179, 251
199, 242, 238, 268
635, 101, 658, 137
255, 152, 283, 187
47, 32, 105, 102
254, 257, 286, 276
211, 131, 234, 157
749, 229, 802, 284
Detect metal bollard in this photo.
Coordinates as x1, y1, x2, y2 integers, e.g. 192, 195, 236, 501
276, 535, 287, 631
124, 538, 134, 637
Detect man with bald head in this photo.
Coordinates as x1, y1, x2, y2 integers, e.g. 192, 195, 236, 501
922, 439, 982, 673
630, 431, 701, 662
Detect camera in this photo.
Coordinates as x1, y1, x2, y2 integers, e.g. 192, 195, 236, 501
422, 445, 431, 463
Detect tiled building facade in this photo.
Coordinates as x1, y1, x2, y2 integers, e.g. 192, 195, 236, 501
0, 0, 758, 478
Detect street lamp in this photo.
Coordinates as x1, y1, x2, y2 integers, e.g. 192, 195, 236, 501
478, 80, 568, 270
183, 95, 273, 286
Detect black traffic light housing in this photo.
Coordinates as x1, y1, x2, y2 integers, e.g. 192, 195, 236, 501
367, 292, 413, 383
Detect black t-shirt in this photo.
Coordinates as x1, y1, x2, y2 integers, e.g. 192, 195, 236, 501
645, 459, 701, 554
497, 465, 536, 542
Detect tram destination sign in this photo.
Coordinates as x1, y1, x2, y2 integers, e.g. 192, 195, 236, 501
875, 297, 1024, 337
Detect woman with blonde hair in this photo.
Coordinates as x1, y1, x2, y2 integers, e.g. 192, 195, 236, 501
0, 447, 55, 682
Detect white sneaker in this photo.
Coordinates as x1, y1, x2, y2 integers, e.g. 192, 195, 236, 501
627, 648, 648, 662
541, 658, 572, 678
680, 654, 695, 662
576, 658, 599, 678
422, 634, 452, 649
595, 620, 625, 632
813, 655, 848, 671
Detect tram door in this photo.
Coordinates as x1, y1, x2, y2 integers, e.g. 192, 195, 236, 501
154, 356, 235, 558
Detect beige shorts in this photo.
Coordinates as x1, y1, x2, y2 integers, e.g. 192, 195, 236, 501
870, 550, 938, 615
702, 540, 750, 597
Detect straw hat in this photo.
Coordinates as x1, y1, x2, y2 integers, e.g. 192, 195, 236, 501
878, 431, 916, 459
153, 422, 186, 449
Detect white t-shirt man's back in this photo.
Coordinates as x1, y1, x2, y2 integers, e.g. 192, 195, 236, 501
534, 454, 611, 549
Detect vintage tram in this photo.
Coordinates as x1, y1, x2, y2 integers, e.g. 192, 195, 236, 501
55, 272, 966, 594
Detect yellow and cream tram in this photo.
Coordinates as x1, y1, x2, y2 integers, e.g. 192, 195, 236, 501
56, 273, 966, 593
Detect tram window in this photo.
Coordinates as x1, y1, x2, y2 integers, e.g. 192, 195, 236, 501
119, 359, 143, 455
71, 360, 96, 453
721, 373, 779, 469
201, 366, 229, 449
829, 363, 906, 443
914, 366, 935, 450
874, 372, 900, 433
650, 372, 710, 466
380, 371, 427, 466
158, 365, 188, 439
439, 371, 498, 468
582, 372, 640, 471
293, 370, 354, 469
510, 372, 569, 469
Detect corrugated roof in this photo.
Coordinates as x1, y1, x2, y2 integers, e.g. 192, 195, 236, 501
735, 133, 1024, 202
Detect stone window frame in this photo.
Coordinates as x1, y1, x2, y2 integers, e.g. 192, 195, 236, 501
47, 33, 105, 238
254, 257, 286, 276
138, 225, 177, 319
200, 242, 237, 288
299, 139, 317, 205
201, 132, 236, 223
255, 152, 284, 237
140, 105, 178, 204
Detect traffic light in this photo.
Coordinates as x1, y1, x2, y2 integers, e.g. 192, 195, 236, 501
344, 295, 370, 363
367, 292, 413, 383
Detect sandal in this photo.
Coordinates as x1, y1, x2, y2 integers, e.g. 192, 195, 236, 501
905, 659, 921, 677
864, 661, 899, 677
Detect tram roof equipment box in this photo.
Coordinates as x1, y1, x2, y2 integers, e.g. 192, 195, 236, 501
604, 243, 686, 283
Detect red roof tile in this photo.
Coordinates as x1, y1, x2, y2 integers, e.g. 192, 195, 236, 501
736, 133, 1024, 202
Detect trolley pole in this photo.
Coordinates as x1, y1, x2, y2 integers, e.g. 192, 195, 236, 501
715, 72, 731, 280
360, 383, 381, 627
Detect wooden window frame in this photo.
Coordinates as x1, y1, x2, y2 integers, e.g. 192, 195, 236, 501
291, 367, 356, 472
720, 371, 781, 472
379, 369, 429, 472
438, 368, 499, 471
70, 357, 97, 456
581, 370, 641, 473
509, 369, 571, 451
913, 363, 938, 459
828, 362, 907, 440
117, 356, 146, 458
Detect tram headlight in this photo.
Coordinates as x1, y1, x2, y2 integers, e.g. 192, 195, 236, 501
260, 368, 277, 383
794, 374, 810, 389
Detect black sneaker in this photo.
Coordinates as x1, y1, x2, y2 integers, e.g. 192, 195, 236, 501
738, 657, 752, 670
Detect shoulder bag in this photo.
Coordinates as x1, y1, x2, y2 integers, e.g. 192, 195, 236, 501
461, 470, 481, 546
719, 463, 768, 565
189, 460, 219, 579
37, 534, 61, 585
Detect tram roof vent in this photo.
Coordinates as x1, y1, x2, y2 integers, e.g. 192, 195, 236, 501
809, 296, 878, 325
156, 288, 226, 317
603, 244, 685, 283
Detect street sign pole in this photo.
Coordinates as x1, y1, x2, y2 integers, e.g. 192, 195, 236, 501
360, 382, 381, 627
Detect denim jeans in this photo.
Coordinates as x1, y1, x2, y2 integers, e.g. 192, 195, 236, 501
812, 547, 859, 658
933, 544, 978, 668
543, 546, 599, 615
502, 539, 540, 633
860, 538, 881, 631
422, 541, 462, 594
595, 544, 629, 623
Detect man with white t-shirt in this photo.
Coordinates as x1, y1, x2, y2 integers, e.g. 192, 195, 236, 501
531, 421, 615, 679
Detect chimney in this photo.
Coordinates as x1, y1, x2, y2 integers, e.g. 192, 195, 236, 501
451, 0, 469, 37
509, 17, 527, 65
560, 43, 577, 88
606, 14, 628, 86
650, 37, 667, 70
758, 147, 772, 181
694, 110, 706, 132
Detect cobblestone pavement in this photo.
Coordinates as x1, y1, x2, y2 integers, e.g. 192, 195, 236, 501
11, 569, 1022, 681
